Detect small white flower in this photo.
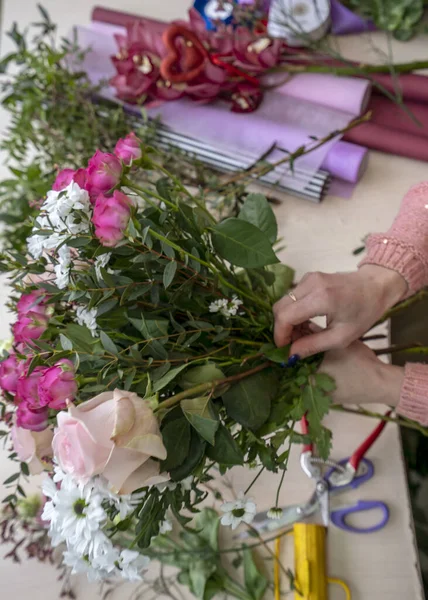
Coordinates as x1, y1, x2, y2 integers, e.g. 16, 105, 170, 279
156, 481, 178, 493
54, 244, 72, 289
94, 253, 113, 281
75, 305, 98, 337
220, 492, 257, 530
63, 549, 108, 583
159, 519, 173, 535
267, 507, 284, 520
209, 296, 243, 318
118, 549, 150, 582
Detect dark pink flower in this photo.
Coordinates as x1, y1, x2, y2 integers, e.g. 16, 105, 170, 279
17, 291, 48, 317
85, 151, 123, 202
73, 168, 88, 189
233, 27, 282, 72
52, 169, 75, 191
16, 402, 49, 432
38, 359, 77, 410
110, 70, 156, 103
13, 313, 49, 346
16, 367, 46, 409
92, 191, 133, 248
115, 132, 143, 165
0, 354, 25, 393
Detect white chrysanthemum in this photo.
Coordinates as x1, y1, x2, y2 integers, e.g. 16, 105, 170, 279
75, 305, 98, 337
63, 549, 109, 583
220, 492, 257, 530
92, 476, 143, 520
54, 245, 72, 289
94, 253, 113, 281
209, 296, 243, 318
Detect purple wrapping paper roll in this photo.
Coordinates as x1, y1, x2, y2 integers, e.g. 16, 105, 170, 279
330, 0, 376, 35
276, 73, 372, 115
321, 141, 368, 183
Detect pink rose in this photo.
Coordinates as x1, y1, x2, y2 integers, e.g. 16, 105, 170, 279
52, 168, 88, 191
16, 367, 46, 408
13, 313, 49, 346
85, 150, 122, 201
0, 354, 25, 393
114, 132, 142, 165
16, 402, 49, 432
11, 424, 53, 474
52, 169, 75, 191
17, 291, 48, 317
52, 389, 168, 493
38, 359, 77, 410
92, 190, 133, 247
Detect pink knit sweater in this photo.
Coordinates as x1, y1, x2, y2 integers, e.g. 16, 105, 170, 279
359, 182, 428, 425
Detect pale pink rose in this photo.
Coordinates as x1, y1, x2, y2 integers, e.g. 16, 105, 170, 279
92, 190, 133, 247
114, 132, 142, 165
11, 424, 53, 474
52, 389, 168, 493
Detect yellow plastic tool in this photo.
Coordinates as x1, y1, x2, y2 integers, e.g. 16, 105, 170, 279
273, 526, 351, 600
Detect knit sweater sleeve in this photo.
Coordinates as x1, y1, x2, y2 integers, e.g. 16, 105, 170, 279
359, 182, 428, 295
359, 182, 428, 425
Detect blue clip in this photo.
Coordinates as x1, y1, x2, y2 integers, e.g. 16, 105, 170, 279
194, 0, 236, 31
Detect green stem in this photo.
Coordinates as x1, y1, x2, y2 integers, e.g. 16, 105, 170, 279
148, 228, 272, 310
275, 59, 428, 76
244, 467, 265, 495
222, 577, 253, 600
155, 361, 271, 412
331, 405, 428, 436
123, 178, 178, 212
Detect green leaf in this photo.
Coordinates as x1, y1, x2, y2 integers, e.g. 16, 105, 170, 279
189, 560, 217, 599
222, 370, 278, 431
243, 548, 268, 600
211, 218, 279, 268
193, 508, 220, 551
265, 263, 295, 302
163, 260, 177, 289
239, 193, 277, 244
181, 397, 219, 445
20, 462, 29, 476
261, 343, 290, 364
316, 427, 333, 461
170, 431, 206, 481
153, 363, 190, 393
64, 323, 96, 354
3, 472, 19, 485
59, 334, 73, 351
206, 426, 243, 466
161, 418, 191, 472
302, 376, 331, 438
100, 331, 119, 355
179, 363, 224, 390
315, 373, 336, 393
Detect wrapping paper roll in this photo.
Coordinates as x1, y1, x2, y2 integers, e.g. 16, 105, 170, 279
369, 96, 428, 138
370, 73, 428, 104
330, 0, 375, 35
344, 123, 428, 163
277, 73, 371, 115
321, 141, 368, 182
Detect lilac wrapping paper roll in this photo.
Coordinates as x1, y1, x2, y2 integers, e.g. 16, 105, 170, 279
330, 0, 375, 35
321, 141, 368, 183
277, 73, 372, 115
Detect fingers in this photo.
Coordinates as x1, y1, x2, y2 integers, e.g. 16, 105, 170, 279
290, 325, 352, 359
273, 294, 329, 348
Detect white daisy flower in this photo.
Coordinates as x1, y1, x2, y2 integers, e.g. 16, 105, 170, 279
220, 492, 257, 530
159, 519, 173, 535
209, 296, 243, 318
117, 549, 150, 582
63, 549, 108, 583
267, 507, 284, 520
94, 253, 113, 281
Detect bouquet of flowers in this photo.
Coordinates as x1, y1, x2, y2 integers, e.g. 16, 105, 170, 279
0, 131, 337, 585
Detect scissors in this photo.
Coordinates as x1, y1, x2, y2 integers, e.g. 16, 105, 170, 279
242, 413, 391, 537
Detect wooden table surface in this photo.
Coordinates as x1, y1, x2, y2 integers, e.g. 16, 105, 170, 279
0, 1, 426, 598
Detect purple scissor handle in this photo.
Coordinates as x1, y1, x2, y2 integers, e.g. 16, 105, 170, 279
325, 457, 389, 533
330, 500, 389, 534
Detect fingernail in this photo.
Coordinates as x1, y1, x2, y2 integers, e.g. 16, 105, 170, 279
287, 354, 300, 367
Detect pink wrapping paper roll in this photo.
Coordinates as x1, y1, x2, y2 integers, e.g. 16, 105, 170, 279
277, 73, 372, 115
344, 122, 428, 163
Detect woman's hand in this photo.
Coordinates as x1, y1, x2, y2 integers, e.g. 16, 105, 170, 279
320, 341, 404, 407
273, 264, 407, 358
